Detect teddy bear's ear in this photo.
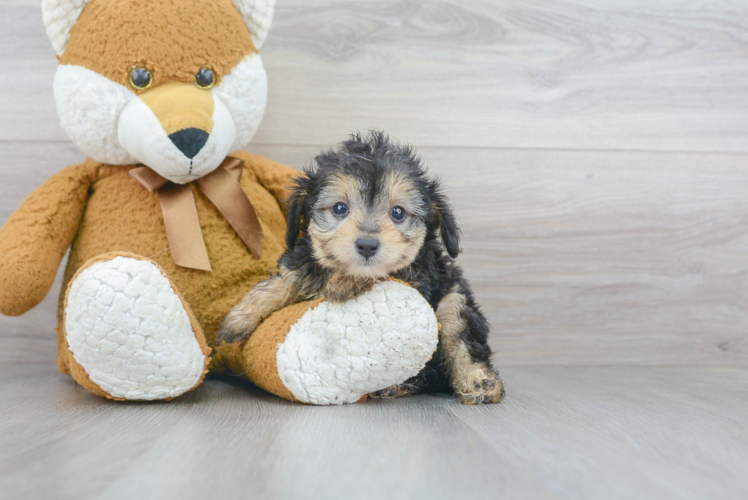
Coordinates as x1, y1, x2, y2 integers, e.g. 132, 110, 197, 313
232, 0, 276, 50
42, 0, 276, 56
42, 0, 92, 56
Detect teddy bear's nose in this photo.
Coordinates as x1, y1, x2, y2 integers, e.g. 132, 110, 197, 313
168, 128, 209, 159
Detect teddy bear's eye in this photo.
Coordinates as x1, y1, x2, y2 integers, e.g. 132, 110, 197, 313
195, 68, 215, 89
129, 67, 153, 90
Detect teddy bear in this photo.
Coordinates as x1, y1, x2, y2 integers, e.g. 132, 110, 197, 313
0, 0, 438, 404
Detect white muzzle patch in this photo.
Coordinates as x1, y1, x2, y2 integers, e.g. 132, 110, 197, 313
53, 54, 268, 182
117, 94, 236, 184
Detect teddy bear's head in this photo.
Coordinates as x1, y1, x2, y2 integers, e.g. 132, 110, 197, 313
43, 0, 275, 183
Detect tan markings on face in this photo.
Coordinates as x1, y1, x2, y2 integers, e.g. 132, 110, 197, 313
377, 172, 427, 270
309, 173, 427, 279
60, 0, 257, 91
314, 174, 362, 215
386, 173, 423, 215
139, 82, 215, 136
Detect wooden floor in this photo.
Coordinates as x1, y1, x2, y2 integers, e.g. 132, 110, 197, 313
1, 364, 747, 499
2, 1, 748, 498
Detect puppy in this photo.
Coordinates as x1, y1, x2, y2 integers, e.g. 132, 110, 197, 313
219, 132, 504, 404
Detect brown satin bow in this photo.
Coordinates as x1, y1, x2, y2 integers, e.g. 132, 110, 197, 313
129, 157, 263, 272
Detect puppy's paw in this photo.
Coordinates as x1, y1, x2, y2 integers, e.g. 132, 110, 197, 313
217, 307, 259, 345
369, 383, 417, 399
455, 368, 505, 405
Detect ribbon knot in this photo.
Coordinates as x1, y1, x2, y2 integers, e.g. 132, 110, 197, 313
129, 157, 263, 272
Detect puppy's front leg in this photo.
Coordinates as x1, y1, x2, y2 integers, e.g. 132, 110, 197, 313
218, 267, 301, 344
436, 287, 505, 404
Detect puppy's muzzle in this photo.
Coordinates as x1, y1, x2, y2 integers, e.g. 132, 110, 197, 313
356, 237, 380, 258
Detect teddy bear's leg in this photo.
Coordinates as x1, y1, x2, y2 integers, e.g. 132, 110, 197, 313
59, 252, 210, 401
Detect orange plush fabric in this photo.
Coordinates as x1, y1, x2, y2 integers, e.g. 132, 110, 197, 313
213, 298, 325, 402
60, 0, 257, 91
0, 151, 296, 376
212, 278, 439, 404
0, 167, 91, 317
1, 0, 304, 400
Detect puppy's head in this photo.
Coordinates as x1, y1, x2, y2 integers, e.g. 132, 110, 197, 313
286, 132, 460, 279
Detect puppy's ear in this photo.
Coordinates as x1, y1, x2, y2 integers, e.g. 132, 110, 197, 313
285, 174, 313, 250
430, 185, 461, 259
438, 204, 461, 258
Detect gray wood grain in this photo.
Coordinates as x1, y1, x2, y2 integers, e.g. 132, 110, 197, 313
3, 1, 748, 151
449, 366, 748, 500
2, 2, 748, 498
1, 364, 746, 500
4, 142, 746, 367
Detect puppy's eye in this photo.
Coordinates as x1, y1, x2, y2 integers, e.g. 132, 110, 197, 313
195, 67, 215, 89
390, 206, 406, 222
332, 202, 349, 217
129, 67, 153, 90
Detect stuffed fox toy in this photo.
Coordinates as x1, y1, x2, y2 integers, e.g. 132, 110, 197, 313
0, 0, 438, 404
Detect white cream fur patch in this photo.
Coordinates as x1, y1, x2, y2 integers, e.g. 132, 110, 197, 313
54, 64, 137, 165
276, 281, 439, 405
233, 0, 276, 49
65, 256, 206, 400
53, 54, 267, 179
215, 54, 269, 155
42, 0, 90, 55
117, 91, 236, 184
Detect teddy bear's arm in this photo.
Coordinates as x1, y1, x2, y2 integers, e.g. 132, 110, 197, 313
0, 165, 93, 316
232, 151, 300, 205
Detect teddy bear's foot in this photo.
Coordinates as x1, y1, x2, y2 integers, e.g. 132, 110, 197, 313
236, 281, 440, 405
62, 253, 210, 400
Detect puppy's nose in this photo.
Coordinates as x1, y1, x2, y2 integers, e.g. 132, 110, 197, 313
356, 238, 380, 258
168, 128, 209, 159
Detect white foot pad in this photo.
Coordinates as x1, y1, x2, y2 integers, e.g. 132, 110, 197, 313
276, 281, 439, 405
65, 256, 206, 400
